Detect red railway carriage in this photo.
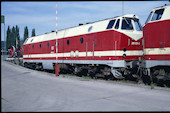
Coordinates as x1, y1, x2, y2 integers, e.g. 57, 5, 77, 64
8, 46, 16, 57
8, 45, 23, 58
142, 4, 170, 82
23, 14, 143, 79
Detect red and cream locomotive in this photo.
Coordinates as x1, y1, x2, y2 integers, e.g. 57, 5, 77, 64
23, 14, 143, 79
142, 4, 170, 84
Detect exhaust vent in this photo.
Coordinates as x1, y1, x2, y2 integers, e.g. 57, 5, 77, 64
79, 23, 83, 26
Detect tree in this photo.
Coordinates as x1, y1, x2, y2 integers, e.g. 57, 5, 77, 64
23, 26, 29, 42
6, 26, 11, 50
16, 25, 20, 47
11, 26, 16, 47
31, 28, 36, 37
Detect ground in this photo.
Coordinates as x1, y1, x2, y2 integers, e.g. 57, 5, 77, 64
1, 59, 170, 112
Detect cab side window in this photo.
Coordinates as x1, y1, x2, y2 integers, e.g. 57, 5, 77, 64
145, 11, 152, 24
106, 20, 116, 29
115, 19, 120, 29
67, 40, 69, 45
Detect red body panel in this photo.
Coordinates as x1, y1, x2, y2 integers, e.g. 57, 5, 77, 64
23, 30, 143, 61
23, 40, 56, 55
143, 20, 170, 60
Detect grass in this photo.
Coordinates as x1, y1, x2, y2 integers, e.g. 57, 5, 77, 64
62, 74, 73, 77
19, 62, 23, 66
82, 75, 91, 79
150, 82, 157, 89
164, 84, 168, 88
120, 78, 126, 82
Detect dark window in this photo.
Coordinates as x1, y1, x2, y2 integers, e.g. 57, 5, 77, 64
121, 18, 133, 30
145, 11, 152, 24
115, 19, 120, 29
40, 44, 41, 48
67, 40, 69, 45
88, 26, 93, 32
151, 9, 164, 21
47, 42, 49, 47
32, 45, 34, 49
106, 20, 116, 29
80, 38, 84, 44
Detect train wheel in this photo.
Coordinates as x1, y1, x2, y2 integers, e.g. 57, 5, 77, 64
24, 63, 27, 68
141, 75, 151, 85
165, 80, 170, 87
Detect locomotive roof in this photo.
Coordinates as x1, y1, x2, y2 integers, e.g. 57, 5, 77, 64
58, 14, 139, 31
145, 4, 170, 25
151, 4, 170, 14
24, 14, 140, 45
154, 4, 170, 10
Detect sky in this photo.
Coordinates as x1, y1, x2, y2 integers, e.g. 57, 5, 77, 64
1, 1, 170, 41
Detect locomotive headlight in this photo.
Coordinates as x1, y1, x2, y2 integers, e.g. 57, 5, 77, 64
123, 54, 126, 58
123, 48, 126, 52
133, 15, 136, 18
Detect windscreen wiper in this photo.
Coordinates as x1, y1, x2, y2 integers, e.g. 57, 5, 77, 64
123, 17, 129, 25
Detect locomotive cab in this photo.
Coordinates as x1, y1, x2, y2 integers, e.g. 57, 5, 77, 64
104, 14, 143, 79
117, 15, 143, 41
144, 4, 170, 26
113, 15, 143, 62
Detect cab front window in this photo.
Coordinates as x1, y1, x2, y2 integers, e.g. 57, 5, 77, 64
134, 19, 142, 31
151, 8, 164, 21
121, 18, 133, 30
145, 11, 152, 24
